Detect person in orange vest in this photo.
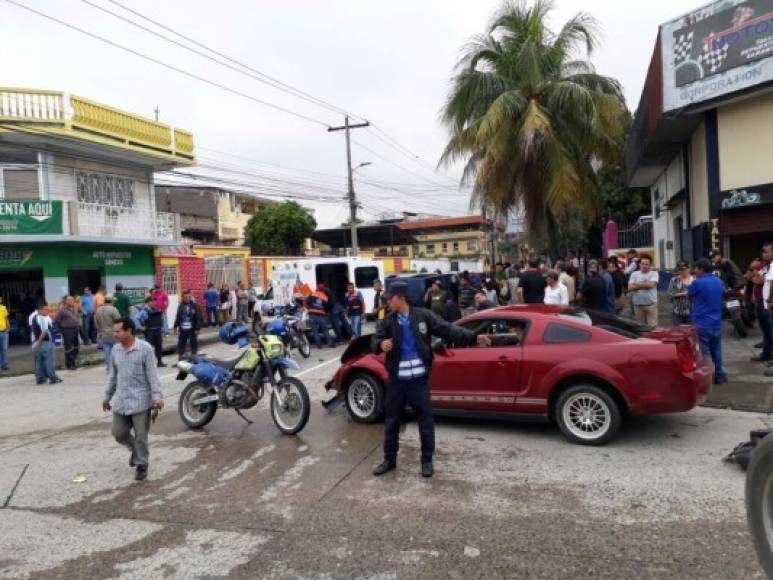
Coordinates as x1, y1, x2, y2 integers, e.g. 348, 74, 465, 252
306, 283, 332, 348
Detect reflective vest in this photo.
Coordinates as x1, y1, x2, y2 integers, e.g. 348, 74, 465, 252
307, 291, 328, 316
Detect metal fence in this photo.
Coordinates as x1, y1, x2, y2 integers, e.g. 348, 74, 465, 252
615, 216, 653, 250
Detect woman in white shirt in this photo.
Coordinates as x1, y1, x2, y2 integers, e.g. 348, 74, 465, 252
543, 271, 569, 306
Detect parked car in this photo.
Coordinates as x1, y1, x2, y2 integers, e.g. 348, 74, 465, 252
323, 305, 713, 445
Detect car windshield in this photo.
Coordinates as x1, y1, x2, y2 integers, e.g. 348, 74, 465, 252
560, 307, 652, 338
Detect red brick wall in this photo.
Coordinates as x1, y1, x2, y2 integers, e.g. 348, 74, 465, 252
178, 256, 207, 306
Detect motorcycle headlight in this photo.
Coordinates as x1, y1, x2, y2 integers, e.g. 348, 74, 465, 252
177, 361, 193, 372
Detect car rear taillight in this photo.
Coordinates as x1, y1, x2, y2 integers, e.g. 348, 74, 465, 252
677, 340, 697, 372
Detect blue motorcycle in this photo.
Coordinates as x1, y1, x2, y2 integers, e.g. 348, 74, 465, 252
265, 308, 312, 359
176, 323, 310, 435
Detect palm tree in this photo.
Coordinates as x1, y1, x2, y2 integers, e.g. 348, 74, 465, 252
440, 0, 627, 245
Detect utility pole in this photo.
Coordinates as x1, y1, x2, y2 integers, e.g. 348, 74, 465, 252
328, 116, 369, 254
154, 106, 160, 121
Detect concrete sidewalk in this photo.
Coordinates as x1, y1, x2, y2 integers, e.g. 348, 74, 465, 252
0, 326, 223, 379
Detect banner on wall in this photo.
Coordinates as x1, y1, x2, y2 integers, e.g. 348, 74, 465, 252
0, 201, 63, 235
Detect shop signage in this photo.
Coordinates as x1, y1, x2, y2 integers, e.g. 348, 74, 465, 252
0, 200, 63, 235
125, 287, 148, 307
0, 248, 33, 266
720, 182, 773, 209
92, 250, 132, 266
662, 0, 773, 111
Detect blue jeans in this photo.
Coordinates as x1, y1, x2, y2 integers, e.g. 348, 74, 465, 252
34, 340, 57, 382
698, 327, 727, 382
207, 306, 218, 327
0, 331, 8, 369
100, 340, 114, 371
80, 314, 93, 345
757, 303, 772, 358
309, 313, 332, 348
349, 315, 362, 338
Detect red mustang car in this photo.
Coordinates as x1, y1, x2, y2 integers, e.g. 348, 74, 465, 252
324, 306, 713, 445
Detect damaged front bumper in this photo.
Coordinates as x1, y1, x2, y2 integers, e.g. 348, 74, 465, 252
321, 379, 344, 411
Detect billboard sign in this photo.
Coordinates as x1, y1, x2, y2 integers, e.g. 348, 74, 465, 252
0, 200, 63, 235
662, 0, 773, 112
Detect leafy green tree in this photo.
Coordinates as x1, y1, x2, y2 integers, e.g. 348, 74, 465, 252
440, 0, 627, 248
245, 202, 316, 255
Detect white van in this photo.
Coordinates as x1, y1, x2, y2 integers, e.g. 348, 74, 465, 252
259, 257, 384, 315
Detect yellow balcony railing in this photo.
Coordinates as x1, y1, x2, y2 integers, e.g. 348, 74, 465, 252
0, 87, 194, 163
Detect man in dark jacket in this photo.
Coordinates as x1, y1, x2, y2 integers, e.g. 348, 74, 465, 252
174, 289, 203, 359
371, 282, 491, 478
138, 296, 166, 367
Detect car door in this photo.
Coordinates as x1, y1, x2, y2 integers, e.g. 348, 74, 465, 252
430, 317, 526, 412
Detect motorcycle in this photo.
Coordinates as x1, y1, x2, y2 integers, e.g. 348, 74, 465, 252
724, 288, 748, 339
176, 328, 310, 435
266, 307, 311, 359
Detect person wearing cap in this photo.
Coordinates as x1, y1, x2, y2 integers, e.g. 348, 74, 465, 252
371, 281, 491, 478
709, 250, 745, 291
95, 294, 121, 372
668, 261, 694, 326
174, 290, 203, 359
344, 282, 365, 338
624, 249, 640, 275
423, 279, 448, 318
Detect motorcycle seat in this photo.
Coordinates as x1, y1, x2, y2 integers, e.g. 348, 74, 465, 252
201, 354, 243, 370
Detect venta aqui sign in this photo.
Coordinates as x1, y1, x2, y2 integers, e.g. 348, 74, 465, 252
0, 200, 63, 235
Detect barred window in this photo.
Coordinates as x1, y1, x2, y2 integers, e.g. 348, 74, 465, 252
76, 171, 134, 207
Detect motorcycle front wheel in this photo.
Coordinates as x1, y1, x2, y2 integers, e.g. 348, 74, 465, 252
178, 381, 218, 429
270, 377, 310, 435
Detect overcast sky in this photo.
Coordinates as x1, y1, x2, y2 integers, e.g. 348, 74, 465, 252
1, 0, 700, 227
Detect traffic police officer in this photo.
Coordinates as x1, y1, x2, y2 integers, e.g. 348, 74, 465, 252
371, 282, 491, 478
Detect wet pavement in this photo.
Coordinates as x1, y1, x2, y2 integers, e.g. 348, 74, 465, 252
0, 337, 769, 578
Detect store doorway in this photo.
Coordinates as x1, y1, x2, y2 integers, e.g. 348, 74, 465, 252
68, 268, 102, 296
0, 269, 44, 344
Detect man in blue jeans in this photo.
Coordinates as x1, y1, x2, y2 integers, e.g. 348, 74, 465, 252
688, 259, 727, 384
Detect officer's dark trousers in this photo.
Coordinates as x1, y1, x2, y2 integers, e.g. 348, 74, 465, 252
178, 330, 198, 358
383, 377, 434, 464
145, 329, 163, 365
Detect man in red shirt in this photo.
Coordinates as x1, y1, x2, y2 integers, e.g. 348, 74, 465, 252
151, 284, 169, 335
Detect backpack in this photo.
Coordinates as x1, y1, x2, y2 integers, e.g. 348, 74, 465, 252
724, 429, 773, 470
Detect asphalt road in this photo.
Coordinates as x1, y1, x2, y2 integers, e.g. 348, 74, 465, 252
0, 339, 768, 579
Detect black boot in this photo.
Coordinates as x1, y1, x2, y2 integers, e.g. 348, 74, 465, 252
373, 460, 396, 476
421, 462, 434, 478
135, 465, 148, 481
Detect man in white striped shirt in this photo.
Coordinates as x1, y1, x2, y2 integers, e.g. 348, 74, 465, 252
102, 317, 164, 481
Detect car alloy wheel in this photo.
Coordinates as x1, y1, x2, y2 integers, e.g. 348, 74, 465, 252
555, 384, 622, 445
348, 378, 376, 419
344, 373, 384, 423
562, 393, 611, 440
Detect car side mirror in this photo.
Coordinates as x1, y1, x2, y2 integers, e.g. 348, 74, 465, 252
431, 337, 446, 352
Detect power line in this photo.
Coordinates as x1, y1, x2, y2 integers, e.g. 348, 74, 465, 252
4, 0, 332, 128
82, 0, 362, 121
105, 0, 364, 121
